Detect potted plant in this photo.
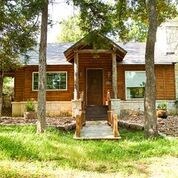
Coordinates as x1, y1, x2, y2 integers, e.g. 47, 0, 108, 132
156, 102, 168, 119
24, 99, 37, 120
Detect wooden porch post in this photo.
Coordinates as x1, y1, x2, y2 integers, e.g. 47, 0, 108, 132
74, 52, 79, 100
112, 52, 117, 99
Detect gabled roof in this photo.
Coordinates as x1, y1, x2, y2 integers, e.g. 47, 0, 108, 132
26, 43, 177, 65
64, 32, 127, 62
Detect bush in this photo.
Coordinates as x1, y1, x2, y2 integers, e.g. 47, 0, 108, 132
157, 102, 167, 110
25, 99, 35, 112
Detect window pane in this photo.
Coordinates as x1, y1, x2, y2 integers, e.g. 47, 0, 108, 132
59, 73, 66, 89
126, 71, 145, 99
33, 73, 38, 90
127, 87, 145, 99
33, 72, 67, 90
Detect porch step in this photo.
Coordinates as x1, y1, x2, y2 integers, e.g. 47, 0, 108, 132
86, 105, 108, 121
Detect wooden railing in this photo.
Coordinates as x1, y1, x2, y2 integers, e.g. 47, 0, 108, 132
107, 90, 119, 137
75, 111, 86, 137
107, 110, 119, 137
75, 91, 86, 137
112, 113, 119, 137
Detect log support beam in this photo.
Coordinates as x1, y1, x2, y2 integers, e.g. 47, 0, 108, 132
74, 52, 79, 100
75, 115, 81, 137
113, 114, 119, 137
112, 53, 117, 99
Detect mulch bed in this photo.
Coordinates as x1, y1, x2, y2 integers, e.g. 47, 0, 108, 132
0, 117, 76, 131
120, 113, 178, 137
0, 114, 178, 137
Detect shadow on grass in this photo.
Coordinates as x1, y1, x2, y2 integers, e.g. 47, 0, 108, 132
87, 130, 177, 161
0, 135, 39, 160
0, 125, 178, 174
0, 125, 36, 133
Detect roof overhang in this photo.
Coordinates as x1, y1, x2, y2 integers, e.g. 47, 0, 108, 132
64, 32, 127, 63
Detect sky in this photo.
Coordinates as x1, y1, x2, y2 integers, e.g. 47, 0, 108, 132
48, 1, 75, 43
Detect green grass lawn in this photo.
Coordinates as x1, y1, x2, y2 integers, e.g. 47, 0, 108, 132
0, 125, 178, 177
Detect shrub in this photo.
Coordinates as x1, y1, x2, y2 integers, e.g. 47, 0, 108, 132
25, 99, 35, 112
157, 102, 167, 110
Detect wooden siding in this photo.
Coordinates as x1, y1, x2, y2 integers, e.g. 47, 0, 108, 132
14, 58, 175, 102
78, 53, 113, 105
14, 68, 25, 101
14, 65, 74, 101
117, 64, 175, 100
155, 65, 175, 100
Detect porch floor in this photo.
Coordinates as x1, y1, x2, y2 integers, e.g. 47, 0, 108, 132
74, 121, 121, 140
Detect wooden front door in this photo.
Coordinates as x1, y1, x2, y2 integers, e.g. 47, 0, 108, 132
87, 69, 103, 105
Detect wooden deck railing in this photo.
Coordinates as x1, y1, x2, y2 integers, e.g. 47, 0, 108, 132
75, 111, 86, 137
75, 91, 86, 137
112, 113, 119, 137
107, 90, 119, 137
107, 110, 119, 137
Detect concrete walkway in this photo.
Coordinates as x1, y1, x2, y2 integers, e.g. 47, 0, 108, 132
74, 121, 121, 140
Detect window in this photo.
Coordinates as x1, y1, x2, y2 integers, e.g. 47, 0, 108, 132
125, 71, 146, 99
33, 72, 67, 91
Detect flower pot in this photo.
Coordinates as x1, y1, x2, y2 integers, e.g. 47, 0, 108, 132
24, 111, 37, 120
156, 109, 168, 119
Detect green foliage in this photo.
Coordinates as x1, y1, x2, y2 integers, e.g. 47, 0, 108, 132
157, 102, 168, 110
0, 125, 178, 176
71, 0, 178, 42
72, 0, 113, 35
128, 21, 148, 42
81, 30, 115, 49
57, 15, 85, 42
0, 0, 43, 72
3, 77, 14, 97
25, 99, 35, 112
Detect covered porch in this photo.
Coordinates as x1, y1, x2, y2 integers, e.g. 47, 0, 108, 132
64, 32, 127, 139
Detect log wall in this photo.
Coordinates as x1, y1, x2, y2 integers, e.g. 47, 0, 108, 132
14, 60, 175, 102
117, 64, 175, 100
14, 65, 74, 101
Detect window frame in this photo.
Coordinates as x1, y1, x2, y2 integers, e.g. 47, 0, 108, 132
125, 71, 146, 100
32, 71, 68, 91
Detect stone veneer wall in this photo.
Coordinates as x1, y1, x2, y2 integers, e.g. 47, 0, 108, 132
12, 101, 72, 117
120, 100, 176, 113
12, 100, 176, 117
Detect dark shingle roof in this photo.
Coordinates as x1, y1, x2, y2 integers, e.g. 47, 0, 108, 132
27, 42, 177, 65
27, 43, 73, 65
119, 43, 177, 65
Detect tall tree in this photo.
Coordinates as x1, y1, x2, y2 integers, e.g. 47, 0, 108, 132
144, 0, 158, 137
37, 0, 48, 133
0, 0, 42, 116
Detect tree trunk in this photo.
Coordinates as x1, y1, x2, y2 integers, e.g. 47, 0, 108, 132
144, 0, 158, 137
0, 72, 3, 117
37, 0, 48, 133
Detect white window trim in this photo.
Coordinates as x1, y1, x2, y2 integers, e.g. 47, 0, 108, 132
125, 71, 145, 100
32, 71, 68, 91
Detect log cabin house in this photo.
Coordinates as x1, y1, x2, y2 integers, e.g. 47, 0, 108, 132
12, 32, 177, 118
